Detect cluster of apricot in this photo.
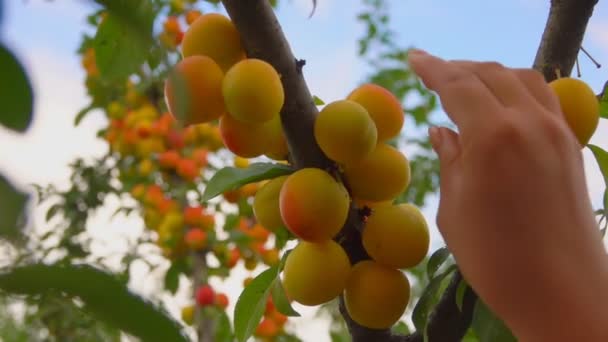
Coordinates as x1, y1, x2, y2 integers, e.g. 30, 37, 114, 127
181, 284, 230, 325
254, 296, 289, 340
164, 12, 288, 160
250, 84, 430, 329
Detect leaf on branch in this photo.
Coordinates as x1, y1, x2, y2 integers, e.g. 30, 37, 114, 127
455, 278, 468, 312
93, 0, 155, 81
588, 144, 608, 217
600, 83, 608, 119
471, 299, 516, 342
234, 265, 278, 342
0, 174, 29, 240
0, 263, 188, 342
391, 320, 410, 334
270, 279, 300, 317
312, 95, 325, 105
213, 309, 234, 342
412, 264, 457, 335
202, 163, 294, 202
74, 103, 96, 126
426, 246, 451, 281
0, 44, 34, 133
164, 259, 187, 294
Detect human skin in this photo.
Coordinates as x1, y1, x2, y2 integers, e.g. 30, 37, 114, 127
408, 49, 608, 342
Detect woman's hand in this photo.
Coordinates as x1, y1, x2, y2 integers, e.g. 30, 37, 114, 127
408, 49, 608, 341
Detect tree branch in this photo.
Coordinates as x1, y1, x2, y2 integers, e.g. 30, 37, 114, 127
533, 0, 598, 81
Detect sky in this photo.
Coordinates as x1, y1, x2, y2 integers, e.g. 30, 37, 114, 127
1, 0, 608, 341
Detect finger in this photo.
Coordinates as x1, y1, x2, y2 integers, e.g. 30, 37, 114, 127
512, 68, 562, 113
451, 61, 539, 109
409, 50, 503, 136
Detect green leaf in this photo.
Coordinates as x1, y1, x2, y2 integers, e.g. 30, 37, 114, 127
600, 85, 608, 119
313, 95, 325, 105
202, 163, 294, 202
426, 246, 450, 281
412, 265, 457, 334
588, 144, 608, 217
0, 174, 29, 239
391, 321, 410, 334
45, 203, 61, 222
0, 263, 188, 342
270, 279, 300, 317
0, 44, 33, 132
455, 278, 468, 312
472, 299, 516, 342
234, 266, 278, 342
164, 260, 186, 294
74, 104, 95, 126
93, 0, 154, 80
213, 309, 233, 342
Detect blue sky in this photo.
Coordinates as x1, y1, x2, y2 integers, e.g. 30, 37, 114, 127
2, 0, 608, 340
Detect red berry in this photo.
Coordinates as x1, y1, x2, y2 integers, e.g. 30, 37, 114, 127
196, 285, 215, 307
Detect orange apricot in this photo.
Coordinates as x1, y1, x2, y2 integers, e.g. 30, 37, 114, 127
279, 168, 349, 242
253, 175, 288, 232
282, 240, 351, 306
314, 100, 377, 165
344, 143, 410, 202
164, 55, 225, 125
219, 113, 274, 158
222, 58, 284, 123
347, 83, 404, 141
181, 13, 245, 72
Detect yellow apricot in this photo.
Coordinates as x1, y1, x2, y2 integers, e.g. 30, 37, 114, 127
279, 168, 349, 242
181, 13, 246, 72
265, 115, 289, 161
344, 143, 410, 202
164, 55, 225, 125
219, 113, 273, 158
347, 83, 404, 142
548, 77, 599, 146
222, 59, 284, 123
344, 260, 410, 329
253, 175, 288, 231
282, 240, 351, 306
314, 100, 377, 165
362, 204, 429, 269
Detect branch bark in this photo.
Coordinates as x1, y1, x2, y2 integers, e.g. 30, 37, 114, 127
533, 0, 598, 81
220, 0, 599, 341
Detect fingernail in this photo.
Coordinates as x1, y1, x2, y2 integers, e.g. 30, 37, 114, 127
428, 126, 442, 151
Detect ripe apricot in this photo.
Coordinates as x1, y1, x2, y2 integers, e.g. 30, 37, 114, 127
282, 240, 351, 306
185, 228, 207, 250
219, 113, 274, 158
181, 13, 245, 72
347, 83, 404, 141
314, 100, 377, 165
215, 293, 229, 309
265, 115, 289, 160
344, 143, 410, 202
158, 150, 180, 169
164, 55, 225, 125
253, 175, 288, 231
183, 205, 204, 226
548, 77, 599, 146
176, 158, 199, 181
344, 260, 410, 329
255, 318, 279, 338
222, 58, 284, 123
362, 204, 429, 269
196, 285, 215, 306
279, 168, 349, 241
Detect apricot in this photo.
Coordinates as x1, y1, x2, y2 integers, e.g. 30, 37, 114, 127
344, 260, 410, 329
222, 58, 284, 123
253, 175, 288, 231
215, 293, 229, 309
279, 168, 349, 241
183, 205, 204, 226
181, 305, 195, 325
347, 83, 404, 141
362, 204, 429, 269
176, 158, 199, 181
219, 113, 274, 158
164, 55, 225, 125
158, 150, 180, 169
181, 13, 245, 71
314, 100, 377, 165
184, 228, 207, 250
255, 318, 279, 338
548, 77, 599, 146
282, 240, 351, 306
344, 143, 410, 202
265, 115, 289, 161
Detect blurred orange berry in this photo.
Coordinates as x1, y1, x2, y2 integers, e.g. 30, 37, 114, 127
176, 158, 199, 182
215, 293, 229, 309
185, 228, 207, 250
158, 150, 181, 169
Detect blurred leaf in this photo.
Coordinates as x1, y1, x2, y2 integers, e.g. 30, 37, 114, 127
330, 331, 351, 342
270, 279, 300, 317
93, 0, 154, 80
202, 163, 294, 202
0, 174, 28, 239
214, 309, 233, 342
412, 265, 457, 334
223, 213, 240, 231
313, 95, 325, 105
391, 321, 410, 334
45, 203, 61, 222
472, 299, 516, 342
164, 260, 187, 294
455, 278, 468, 312
588, 144, 608, 216
426, 246, 450, 281
74, 103, 95, 126
0, 44, 34, 132
600, 85, 608, 119
0, 263, 189, 341
234, 265, 278, 342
